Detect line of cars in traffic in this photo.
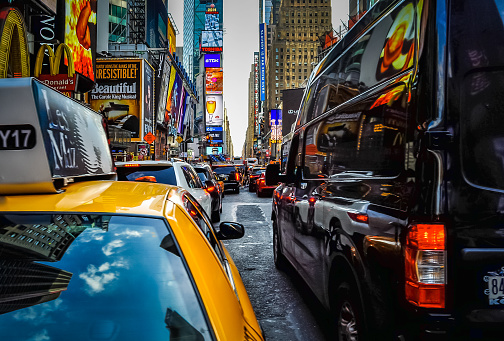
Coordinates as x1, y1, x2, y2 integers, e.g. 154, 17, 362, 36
0, 78, 265, 340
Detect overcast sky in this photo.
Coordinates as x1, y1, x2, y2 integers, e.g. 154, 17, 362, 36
168, 0, 350, 157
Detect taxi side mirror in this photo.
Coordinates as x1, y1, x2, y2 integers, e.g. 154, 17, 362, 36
217, 222, 244, 240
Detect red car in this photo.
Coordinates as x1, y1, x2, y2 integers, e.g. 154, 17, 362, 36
255, 172, 277, 197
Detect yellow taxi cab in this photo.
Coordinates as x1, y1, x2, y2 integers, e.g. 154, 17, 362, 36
0, 78, 265, 341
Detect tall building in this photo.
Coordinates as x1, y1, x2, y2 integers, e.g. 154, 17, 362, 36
183, 0, 223, 82
266, 0, 332, 112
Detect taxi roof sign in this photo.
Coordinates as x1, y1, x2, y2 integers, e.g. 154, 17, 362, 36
0, 78, 115, 195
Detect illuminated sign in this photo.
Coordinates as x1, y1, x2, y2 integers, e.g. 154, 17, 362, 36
205, 68, 223, 94
205, 94, 223, 126
205, 13, 219, 30
65, 0, 96, 81
206, 146, 223, 155
34, 44, 76, 93
253, 52, 260, 135
259, 23, 267, 101
0, 7, 30, 79
201, 30, 223, 48
270, 109, 282, 143
204, 54, 221, 68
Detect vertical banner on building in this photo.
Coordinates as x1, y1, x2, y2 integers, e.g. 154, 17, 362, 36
164, 66, 177, 125
205, 94, 223, 126
90, 59, 142, 141
167, 73, 182, 129
281, 88, 304, 136
64, 0, 96, 81
253, 52, 260, 136
155, 54, 171, 125
143, 61, 154, 136
259, 23, 267, 101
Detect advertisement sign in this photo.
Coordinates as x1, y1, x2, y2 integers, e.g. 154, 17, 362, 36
31, 15, 61, 56
176, 88, 187, 134
281, 88, 304, 136
90, 59, 142, 141
205, 13, 219, 30
270, 109, 282, 143
205, 68, 223, 94
206, 126, 223, 143
164, 66, 177, 124
206, 146, 223, 155
0, 78, 114, 194
155, 54, 171, 125
65, 0, 97, 81
167, 16, 176, 54
259, 23, 267, 101
167, 73, 182, 127
204, 54, 221, 68
205, 94, 223, 126
0, 7, 30, 79
143, 61, 154, 135
253, 52, 260, 135
34, 44, 76, 95
201, 30, 223, 52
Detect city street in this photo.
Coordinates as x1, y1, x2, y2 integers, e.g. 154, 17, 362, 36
218, 187, 332, 341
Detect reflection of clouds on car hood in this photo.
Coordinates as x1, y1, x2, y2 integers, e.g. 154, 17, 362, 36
79, 259, 129, 295
102, 239, 125, 256
13, 300, 62, 325
25, 329, 50, 341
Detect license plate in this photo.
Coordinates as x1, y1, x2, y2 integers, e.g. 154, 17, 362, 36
484, 269, 504, 305
0, 124, 36, 150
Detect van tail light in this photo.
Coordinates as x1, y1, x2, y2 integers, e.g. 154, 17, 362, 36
405, 223, 446, 308
205, 186, 215, 194
235, 173, 240, 181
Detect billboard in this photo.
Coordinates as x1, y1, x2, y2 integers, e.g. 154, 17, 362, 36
259, 23, 267, 101
201, 30, 223, 52
270, 109, 282, 143
90, 59, 143, 141
143, 61, 154, 135
281, 88, 304, 136
205, 13, 219, 30
205, 68, 223, 94
205, 94, 223, 126
155, 54, 171, 125
204, 54, 221, 68
206, 126, 223, 143
164, 66, 177, 124
167, 73, 182, 127
206, 146, 223, 155
65, 0, 96, 81
167, 16, 176, 54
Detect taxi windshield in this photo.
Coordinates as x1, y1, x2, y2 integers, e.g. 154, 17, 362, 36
0, 214, 212, 341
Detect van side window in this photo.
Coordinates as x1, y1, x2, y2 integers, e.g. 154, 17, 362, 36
304, 88, 408, 179
299, 0, 418, 126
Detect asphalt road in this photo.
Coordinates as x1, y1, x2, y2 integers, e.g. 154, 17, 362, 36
218, 186, 333, 341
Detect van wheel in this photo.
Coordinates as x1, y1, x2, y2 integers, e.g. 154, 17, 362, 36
235, 187, 240, 194
332, 281, 364, 341
273, 220, 287, 270
211, 209, 220, 223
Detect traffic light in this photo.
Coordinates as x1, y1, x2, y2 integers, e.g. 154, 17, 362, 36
150, 144, 155, 154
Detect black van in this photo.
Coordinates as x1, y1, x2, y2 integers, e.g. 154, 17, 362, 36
266, 0, 504, 339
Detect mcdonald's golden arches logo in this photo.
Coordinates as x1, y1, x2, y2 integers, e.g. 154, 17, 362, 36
0, 7, 30, 79
34, 44, 75, 77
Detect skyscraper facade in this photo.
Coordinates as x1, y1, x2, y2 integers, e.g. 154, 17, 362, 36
266, 0, 332, 112
183, 0, 223, 82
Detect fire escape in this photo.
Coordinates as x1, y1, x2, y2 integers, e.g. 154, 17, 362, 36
128, 0, 145, 44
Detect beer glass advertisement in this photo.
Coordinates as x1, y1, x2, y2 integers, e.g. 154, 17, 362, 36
65, 0, 97, 81
90, 59, 142, 141
205, 68, 223, 94
143, 61, 154, 135
205, 94, 223, 126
